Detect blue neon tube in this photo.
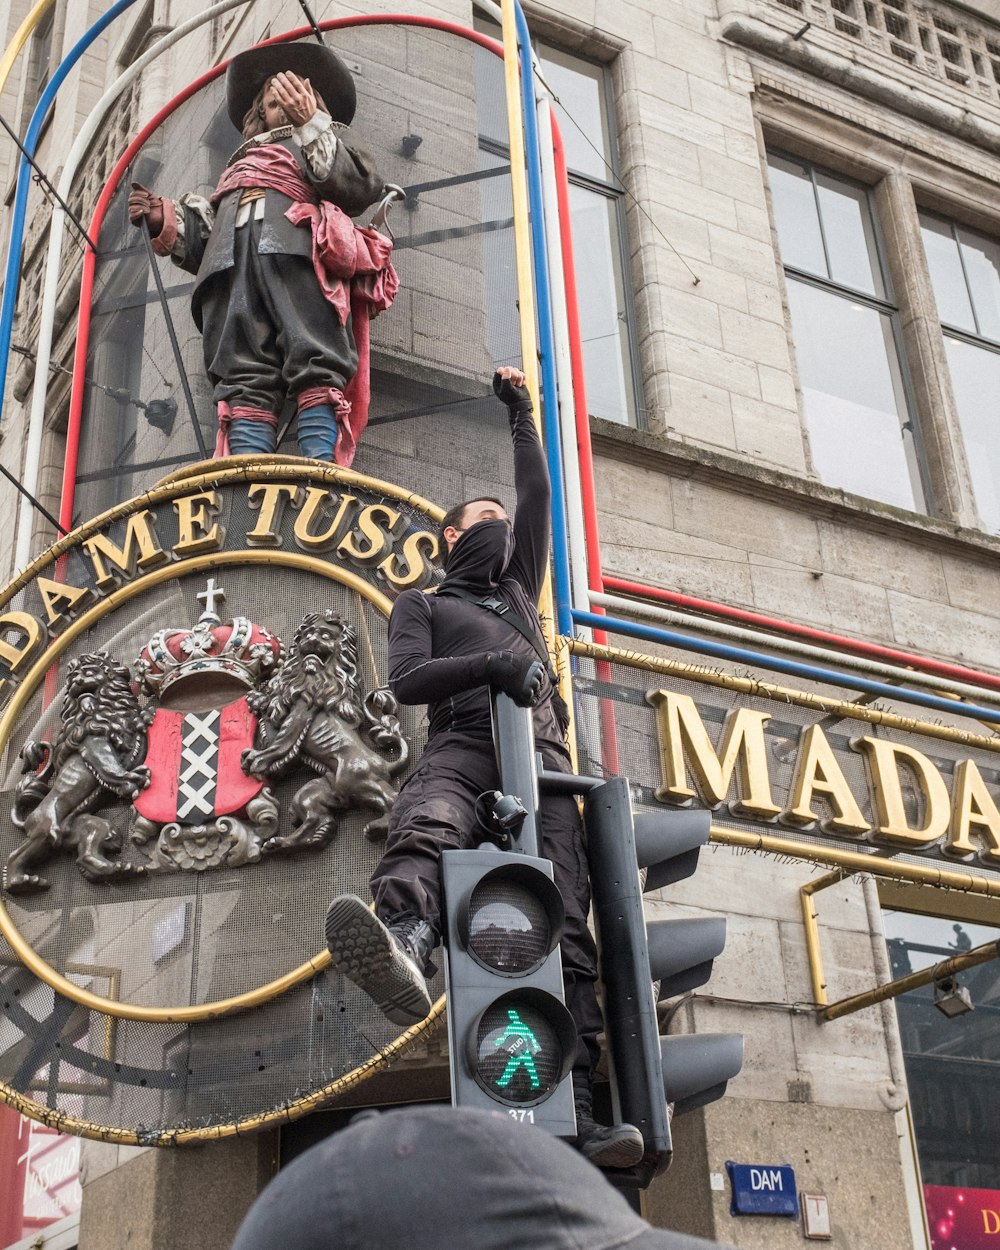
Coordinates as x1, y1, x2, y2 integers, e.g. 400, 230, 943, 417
514, 1, 573, 637
0, 0, 139, 424
571, 608, 1000, 726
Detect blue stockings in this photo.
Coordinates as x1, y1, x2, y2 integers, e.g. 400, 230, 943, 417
297, 404, 339, 461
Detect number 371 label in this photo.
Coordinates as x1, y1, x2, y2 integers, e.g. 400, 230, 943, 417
508, 1108, 535, 1123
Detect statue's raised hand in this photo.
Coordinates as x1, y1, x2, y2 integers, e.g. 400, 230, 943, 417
271, 71, 318, 128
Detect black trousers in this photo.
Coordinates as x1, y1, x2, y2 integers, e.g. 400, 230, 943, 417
371, 734, 603, 1076
196, 222, 357, 414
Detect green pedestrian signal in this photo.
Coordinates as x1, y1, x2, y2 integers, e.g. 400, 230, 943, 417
442, 853, 577, 1131
475, 990, 571, 1105
494, 1008, 542, 1090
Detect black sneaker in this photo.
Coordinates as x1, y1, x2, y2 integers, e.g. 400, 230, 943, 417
325, 895, 433, 1027
575, 1111, 646, 1169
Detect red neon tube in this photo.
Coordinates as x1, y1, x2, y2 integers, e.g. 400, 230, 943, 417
59, 16, 505, 533
551, 113, 619, 771
551, 114, 606, 627
604, 574, 1000, 694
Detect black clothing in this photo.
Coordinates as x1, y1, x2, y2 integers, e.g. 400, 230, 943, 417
372, 402, 601, 1075
385, 410, 564, 746
373, 736, 601, 1073
197, 223, 357, 414
173, 131, 382, 415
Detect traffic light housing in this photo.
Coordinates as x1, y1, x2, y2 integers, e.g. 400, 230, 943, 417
584, 777, 743, 1179
441, 848, 577, 1134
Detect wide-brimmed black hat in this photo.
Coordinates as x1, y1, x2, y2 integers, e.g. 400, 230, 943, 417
226, 42, 357, 131
231, 1106, 733, 1250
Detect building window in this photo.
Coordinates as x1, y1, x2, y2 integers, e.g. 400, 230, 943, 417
475, 26, 638, 426
19, 9, 55, 133
767, 152, 926, 513
116, 0, 155, 69
883, 911, 1000, 1231
919, 213, 1000, 534
0, 1104, 82, 1247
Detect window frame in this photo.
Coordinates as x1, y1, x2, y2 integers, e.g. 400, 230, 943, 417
917, 208, 1000, 533
474, 20, 642, 428
882, 904, 1000, 1192
919, 210, 1000, 353
19, 8, 55, 135
755, 80, 1000, 534
3, 1209, 80, 1250
767, 148, 933, 515
537, 40, 643, 429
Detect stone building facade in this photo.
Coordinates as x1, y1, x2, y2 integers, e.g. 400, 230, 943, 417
1, 0, 998, 1247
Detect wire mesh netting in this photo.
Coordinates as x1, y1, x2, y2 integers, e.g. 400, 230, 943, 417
72, 23, 522, 527
7, 19, 533, 1143
0, 472, 450, 1140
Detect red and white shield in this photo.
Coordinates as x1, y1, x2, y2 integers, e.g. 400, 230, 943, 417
134, 697, 263, 825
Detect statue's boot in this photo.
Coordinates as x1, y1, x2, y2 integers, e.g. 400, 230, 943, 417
229, 415, 277, 454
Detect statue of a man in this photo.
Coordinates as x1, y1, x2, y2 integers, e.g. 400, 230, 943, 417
128, 43, 396, 465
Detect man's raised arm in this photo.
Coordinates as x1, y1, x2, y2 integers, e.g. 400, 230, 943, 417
492, 370, 551, 603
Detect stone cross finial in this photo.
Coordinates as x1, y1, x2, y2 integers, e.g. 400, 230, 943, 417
197, 578, 226, 621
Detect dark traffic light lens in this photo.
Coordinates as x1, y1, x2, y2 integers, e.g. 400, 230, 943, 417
475, 997, 565, 1104
467, 878, 551, 974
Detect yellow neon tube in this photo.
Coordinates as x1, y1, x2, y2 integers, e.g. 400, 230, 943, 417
0, 0, 55, 97
499, 0, 577, 765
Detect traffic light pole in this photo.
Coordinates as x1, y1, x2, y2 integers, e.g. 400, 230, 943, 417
585, 777, 672, 1173
490, 693, 541, 856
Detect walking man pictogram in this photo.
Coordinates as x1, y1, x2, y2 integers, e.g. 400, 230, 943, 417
494, 1008, 542, 1092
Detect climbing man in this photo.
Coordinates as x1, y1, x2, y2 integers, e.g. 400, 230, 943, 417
324, 367, 645, 1169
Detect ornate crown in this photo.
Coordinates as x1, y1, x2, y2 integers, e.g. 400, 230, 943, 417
136, 579, 283, 697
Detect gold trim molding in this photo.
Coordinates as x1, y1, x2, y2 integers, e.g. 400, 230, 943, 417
0, 997, 445, 1146
568, 637, 1000, 755
0, 460, 444, 612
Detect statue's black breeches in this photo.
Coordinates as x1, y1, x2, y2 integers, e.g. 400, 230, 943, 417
371, 735, 603, 1075
195, 222, 357, 414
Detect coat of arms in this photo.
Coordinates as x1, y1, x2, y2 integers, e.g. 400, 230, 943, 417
3, 580, 408, 894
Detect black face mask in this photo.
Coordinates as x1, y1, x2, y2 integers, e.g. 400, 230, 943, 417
442, 518, 514, 590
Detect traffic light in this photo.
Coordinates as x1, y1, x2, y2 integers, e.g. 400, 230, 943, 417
441, 847, 577, 1134
584, 777, 743, 1178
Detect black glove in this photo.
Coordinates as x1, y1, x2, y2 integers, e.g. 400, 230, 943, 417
492, 371, 532, 412
484, 651, 545, 706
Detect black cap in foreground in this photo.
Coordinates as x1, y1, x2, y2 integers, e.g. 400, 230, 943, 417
231, 1105, 731, 1250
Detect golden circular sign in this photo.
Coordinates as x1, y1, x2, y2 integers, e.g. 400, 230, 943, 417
0, 460, 447, 1142
0, 549, 392, 1023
